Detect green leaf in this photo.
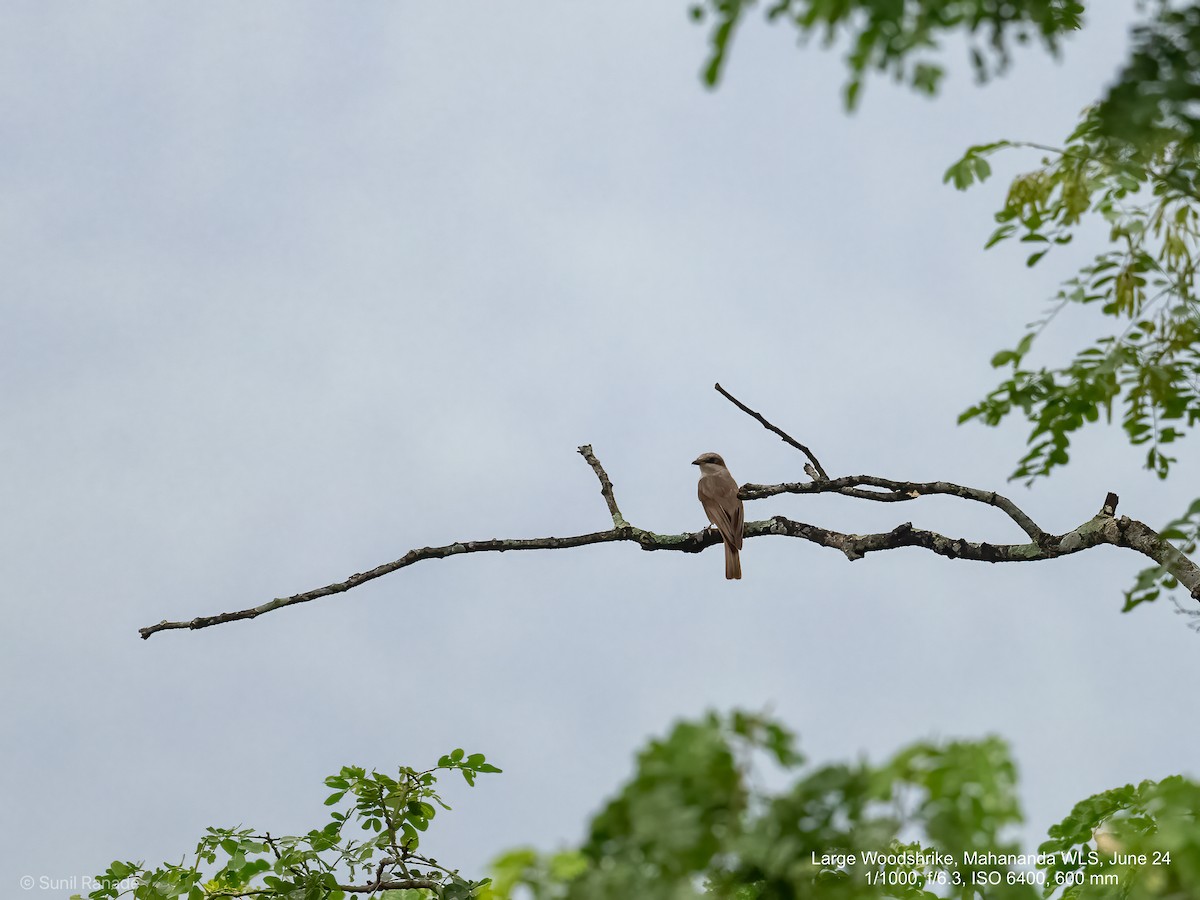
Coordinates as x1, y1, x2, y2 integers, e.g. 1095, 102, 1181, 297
984, 224, 1017, 248
845, 78, 862, 110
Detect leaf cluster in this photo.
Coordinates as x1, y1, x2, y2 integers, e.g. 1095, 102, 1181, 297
71, 712, 1200, 899
948, 97, 1200, 611
1039, 775, 1200, 899
952, 112, 1200, 479
71, 751, 501, 900
688, 0, 1083, 104
485, 712, 1092, 899
1096, 2, 1200, 152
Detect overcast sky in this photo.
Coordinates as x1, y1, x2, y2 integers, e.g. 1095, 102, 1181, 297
3, 2, 1197, 893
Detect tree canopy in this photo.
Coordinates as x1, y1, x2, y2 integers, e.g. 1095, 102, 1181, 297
72, 712, 1200, 899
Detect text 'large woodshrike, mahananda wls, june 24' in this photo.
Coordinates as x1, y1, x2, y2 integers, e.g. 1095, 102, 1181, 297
693, 452, 744, 580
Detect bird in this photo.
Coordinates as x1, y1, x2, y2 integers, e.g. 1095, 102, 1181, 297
692, 452, 744, 580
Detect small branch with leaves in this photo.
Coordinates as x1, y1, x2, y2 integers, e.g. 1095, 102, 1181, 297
73, 754, 501, 900
138, 385, 1200, 639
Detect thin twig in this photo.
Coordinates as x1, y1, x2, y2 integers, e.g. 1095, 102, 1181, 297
714, 383, 830, 480
578, 444, 629, 528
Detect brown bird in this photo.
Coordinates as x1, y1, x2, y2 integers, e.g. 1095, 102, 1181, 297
692, 452, 744, 580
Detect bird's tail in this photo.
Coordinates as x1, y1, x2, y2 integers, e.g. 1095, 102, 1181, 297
725, 543, 742, 580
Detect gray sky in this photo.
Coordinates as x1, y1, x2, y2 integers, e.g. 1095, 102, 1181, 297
3, 2, 1197, 893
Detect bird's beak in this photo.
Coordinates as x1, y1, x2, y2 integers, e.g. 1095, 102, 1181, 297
691, 457, 702, 466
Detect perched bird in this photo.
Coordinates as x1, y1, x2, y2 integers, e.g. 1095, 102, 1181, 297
692, 452, 744, 580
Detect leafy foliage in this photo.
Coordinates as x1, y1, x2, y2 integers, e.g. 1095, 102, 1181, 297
71, 751, 501, 900
687, 0, 1083, 103
950, 111, 1200, 484
940, 5, 1200, 617
1097, 2, 1200, 151
72, 712, 1200, 898
483, 711, 1200, 899
947, 79, 1200, 610
1039, 776, 1200, 899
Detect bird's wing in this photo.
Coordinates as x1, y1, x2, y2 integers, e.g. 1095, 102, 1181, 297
730, 491, 744, 551
699, 474, 743, 551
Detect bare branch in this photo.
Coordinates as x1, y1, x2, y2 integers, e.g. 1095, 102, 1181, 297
139, 447, 1200, 639
714, 382, 830, 480
742, 475, 1050, 544
138, 527, 635, 638
578, 443, 629, 528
